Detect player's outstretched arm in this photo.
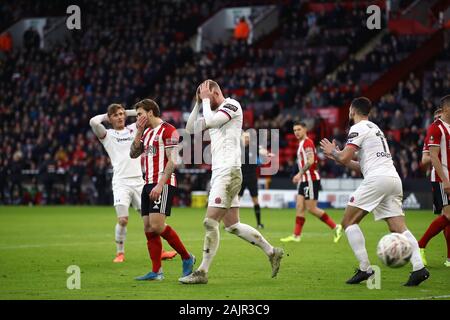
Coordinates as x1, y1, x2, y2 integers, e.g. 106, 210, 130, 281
320, 138, 355, 166
258, 146, 275, 158
89, 113, 108, 139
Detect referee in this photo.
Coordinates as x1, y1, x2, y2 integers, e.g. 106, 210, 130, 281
238, 132, 274, 229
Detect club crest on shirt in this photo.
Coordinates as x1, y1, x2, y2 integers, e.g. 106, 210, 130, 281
145, 145, 157, 156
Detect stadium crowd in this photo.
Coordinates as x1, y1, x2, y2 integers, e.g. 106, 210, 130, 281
0, 0, 448, 205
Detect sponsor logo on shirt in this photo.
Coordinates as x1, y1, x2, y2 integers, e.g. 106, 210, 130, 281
222, 104, 238, 112
116, 137, 133, 143
376, 151, 391, 158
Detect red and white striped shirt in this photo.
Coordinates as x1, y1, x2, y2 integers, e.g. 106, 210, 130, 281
140, 121, 179, 186
297, 137, 320, 182
427, 118, 450, 182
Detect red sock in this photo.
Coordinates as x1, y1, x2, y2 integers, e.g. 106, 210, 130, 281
444, 225, 450, 259
145, 232, 162, 273
320, 212, 336, 229
294, 217, 305, 236
418, 215, 450, 248
160, 225, 190, 260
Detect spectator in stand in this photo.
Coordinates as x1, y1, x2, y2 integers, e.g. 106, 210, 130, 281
234, 17, 250, 42
0, 32, 13, 53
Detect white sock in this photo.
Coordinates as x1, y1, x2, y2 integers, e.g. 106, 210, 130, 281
345, 224, 371, 272
402, 230, 425, 271
115, 223, 127, 253
225, 223, 274, 256
198, 218, 220, 273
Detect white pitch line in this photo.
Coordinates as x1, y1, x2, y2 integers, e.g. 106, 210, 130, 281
397, 294, 450, 300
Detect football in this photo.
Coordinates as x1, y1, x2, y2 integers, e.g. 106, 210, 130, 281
376, 233, 413, 268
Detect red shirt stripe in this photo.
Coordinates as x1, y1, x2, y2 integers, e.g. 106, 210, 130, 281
297, 137, 320, 182
427, 119, 450, 182
140, 122, 178, 186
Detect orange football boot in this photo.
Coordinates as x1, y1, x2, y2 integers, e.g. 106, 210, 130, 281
113, 252, 125, 263
161, 250, 177, 260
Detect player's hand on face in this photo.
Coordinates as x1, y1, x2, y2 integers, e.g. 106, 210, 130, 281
150, 184, 163, 201
136, 115, 147, 131
198, 81, 213, 100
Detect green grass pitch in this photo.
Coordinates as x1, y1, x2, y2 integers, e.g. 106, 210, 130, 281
0, 206, 448, 300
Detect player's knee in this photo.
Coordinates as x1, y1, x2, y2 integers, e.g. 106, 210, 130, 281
342, 220, 352, 230
118, 217, 128, 226
203, 218, 219, 232
224, 222, 239, 234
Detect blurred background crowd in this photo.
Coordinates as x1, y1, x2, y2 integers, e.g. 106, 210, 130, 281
0, 0, 448, 205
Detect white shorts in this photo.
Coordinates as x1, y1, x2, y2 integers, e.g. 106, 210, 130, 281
348, 176, 405, 221
112, 177, 144, 216
208, 167, 242, 209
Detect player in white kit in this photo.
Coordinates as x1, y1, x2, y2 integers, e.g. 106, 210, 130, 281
179, 80, 284, 284
89, 104, 176, 263
320, 97, 429, 286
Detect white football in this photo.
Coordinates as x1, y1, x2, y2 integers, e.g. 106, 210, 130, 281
376, 233, 412, 268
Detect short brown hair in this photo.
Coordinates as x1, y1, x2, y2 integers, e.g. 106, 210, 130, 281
293, 121, 307, 128
351, 97, 372, 116
107, 103, 125, 116
134, 99, 160, 117
440, 95, 450, 109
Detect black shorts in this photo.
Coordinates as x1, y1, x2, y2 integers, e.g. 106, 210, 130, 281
298, 180, 321, 200
141, 183, 177, 216
431, 182, 449, 214
238, 175, 258, 197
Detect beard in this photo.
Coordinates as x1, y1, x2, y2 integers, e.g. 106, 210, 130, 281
348, 118, 355, 127
210, 100, 219, 110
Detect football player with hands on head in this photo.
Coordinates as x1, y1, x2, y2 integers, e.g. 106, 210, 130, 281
179, 80, 284, 284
